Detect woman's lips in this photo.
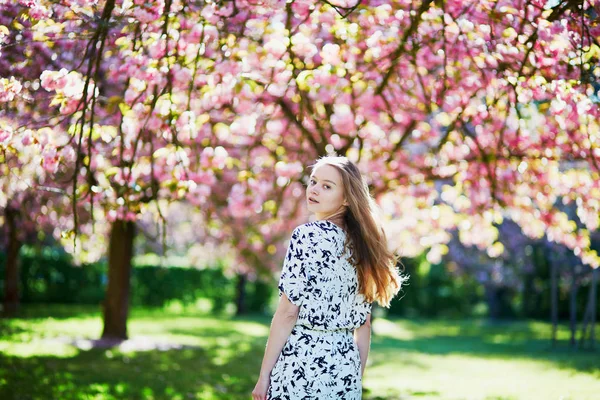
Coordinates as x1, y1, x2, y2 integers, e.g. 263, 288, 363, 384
308, 197, 319, 204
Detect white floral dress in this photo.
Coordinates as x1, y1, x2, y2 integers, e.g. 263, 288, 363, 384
268, 220, 372, 400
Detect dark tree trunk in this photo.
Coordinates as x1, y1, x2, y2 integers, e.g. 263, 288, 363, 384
485, 284, 501, 320
569, 265, 578, 348
591, 268, 597, 349
3, 207, 22, 316
235, 274, 247, 316
579, 267, 594, 349
522, 272, 534, 318
551, 260, 559, 347
101, 219, 135, 340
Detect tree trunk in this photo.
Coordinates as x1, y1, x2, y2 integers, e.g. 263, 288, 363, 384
578, 284, 592, 349
551, 260, 558, 347
569, 265, 578, 348
522, 272, 534, 318
591, 268, 598, 349
485, 284, 501, 320
578, 267, 594, 349
101, 219, 135, 340
235, 274, 247, 316
3, 207, 22, 316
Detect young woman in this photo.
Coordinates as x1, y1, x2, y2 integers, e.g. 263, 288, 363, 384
252, 155, 406, 400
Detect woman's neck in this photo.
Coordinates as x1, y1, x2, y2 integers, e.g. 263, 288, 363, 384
315, 210, 346, 230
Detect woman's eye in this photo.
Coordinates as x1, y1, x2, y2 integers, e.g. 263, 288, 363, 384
310, 179, 316, 185
324, 185, 330, 189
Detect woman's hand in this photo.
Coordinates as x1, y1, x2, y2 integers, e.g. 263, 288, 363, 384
252, 375, 270, 400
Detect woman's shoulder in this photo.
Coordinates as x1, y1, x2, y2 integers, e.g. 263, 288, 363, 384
291, 220, 345, 241
290, 221, 347, 258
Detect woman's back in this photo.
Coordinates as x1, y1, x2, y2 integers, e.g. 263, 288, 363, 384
280, 220, 372, 332
269, 220, 371, 399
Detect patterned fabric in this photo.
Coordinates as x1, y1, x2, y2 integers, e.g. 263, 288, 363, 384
268, 220, 372, 400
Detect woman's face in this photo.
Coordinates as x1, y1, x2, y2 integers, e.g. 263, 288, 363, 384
306, 164, 346, 219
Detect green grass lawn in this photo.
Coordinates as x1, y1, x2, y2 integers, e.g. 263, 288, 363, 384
0, 304, 598, 400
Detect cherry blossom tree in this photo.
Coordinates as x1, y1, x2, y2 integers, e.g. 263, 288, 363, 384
2, 0, 599, 338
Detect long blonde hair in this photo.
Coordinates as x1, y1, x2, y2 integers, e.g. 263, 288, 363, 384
311, 156, 406, 307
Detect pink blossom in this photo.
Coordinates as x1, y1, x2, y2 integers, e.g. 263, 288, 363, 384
266, 119, 285, 135
148, 41, 166, 59
146, 115, 163, 131
42, 147, 59, 173
29, 3, 52, 19
200, 147, 214, 169
40, 69, 68, 92
21, 131, 32, 146
190, 170, 216, 186
227, 183, 251, 218
330, 104, 355, 134
213, 146, 228, 169
230, 115, 257, 136
201, 5, 220, 25
275, 161, 303, 179
0, 128, 12, 144
264, 37, 288, 58
291, 0, 312, 18
291, 32, 317, 59
60, 146, 77, 164
64, 0, 99, 6
131, 0, 164, 24
203, 25, 219, 44
107, 210, 118, 222
321, 44, 342, 66
186, 183, 211, 206
190, 23, 205, 41
125, 211, 137, 222
318, 9, 336, 25
60, 98, 80, 115
173, 66, 192, 89
0, 77, 23, 102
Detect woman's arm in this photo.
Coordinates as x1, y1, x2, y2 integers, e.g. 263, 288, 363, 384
252, 294, 299, 400
354, 313, 372, 377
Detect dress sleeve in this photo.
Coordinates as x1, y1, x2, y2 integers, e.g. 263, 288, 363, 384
354, 295, 372, 327
278, 225, 312, 306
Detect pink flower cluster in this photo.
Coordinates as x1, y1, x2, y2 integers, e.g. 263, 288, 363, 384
107, 208, 138, 223
0, 77, 22, 102
0, 127, 12, 144
130, 0, 165, 25
18, 0, 52, 19
40, 69, 90, 114
274, 161, 303, 179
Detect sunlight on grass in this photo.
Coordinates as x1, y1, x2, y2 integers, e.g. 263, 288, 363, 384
0, 340, 79, 358
373, 318, 416, 340
3, 316, 104, 340
366, 318, 600, 400
366, 352, 600, 400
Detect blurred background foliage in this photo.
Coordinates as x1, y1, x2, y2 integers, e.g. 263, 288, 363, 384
2, 223, 596, 322
0, 248, 272, 314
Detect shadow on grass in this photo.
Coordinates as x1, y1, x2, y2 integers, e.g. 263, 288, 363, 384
1, 304, 104, 320
2, 303, 235, 321
0, 332, 265, 400
0, 320, 27, 337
